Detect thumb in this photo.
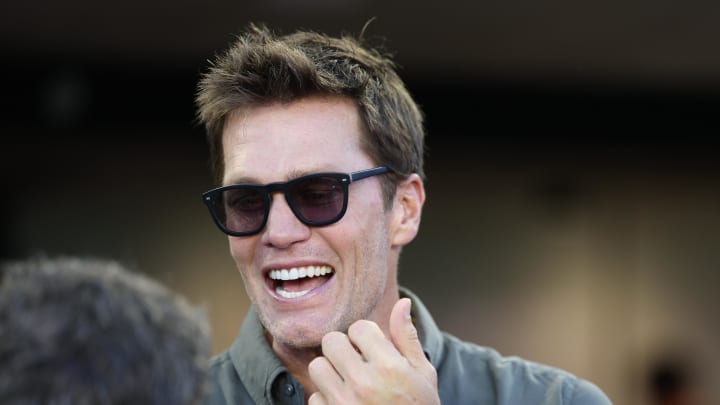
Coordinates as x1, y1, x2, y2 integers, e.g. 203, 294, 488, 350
389, 298, 426, 368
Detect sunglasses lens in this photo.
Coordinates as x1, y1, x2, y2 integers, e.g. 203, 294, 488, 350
216, 188, 267, 234
290, 176, 345, 224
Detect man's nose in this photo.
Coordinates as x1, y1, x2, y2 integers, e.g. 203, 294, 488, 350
261, 193, 312, 248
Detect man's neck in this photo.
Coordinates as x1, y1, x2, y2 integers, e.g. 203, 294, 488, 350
265, 285, 400, 401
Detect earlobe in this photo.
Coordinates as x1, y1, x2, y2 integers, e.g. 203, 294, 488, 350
390, 174, 426, 247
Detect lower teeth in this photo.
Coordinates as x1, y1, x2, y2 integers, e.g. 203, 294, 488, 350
276, 287, 311, 299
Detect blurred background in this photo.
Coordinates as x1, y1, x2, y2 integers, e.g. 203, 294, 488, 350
2, 1, 719, 404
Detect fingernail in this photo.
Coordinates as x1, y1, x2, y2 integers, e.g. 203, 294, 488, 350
405, 298, 412, 320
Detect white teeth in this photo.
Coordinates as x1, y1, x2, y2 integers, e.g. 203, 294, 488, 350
268, 265, 333, 281
276, 287, 311, 299
270, 266, 334, 299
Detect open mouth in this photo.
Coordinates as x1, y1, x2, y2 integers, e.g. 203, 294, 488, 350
268, 265, 335, 299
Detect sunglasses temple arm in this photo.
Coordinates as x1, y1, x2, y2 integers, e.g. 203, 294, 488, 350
348, 166, 390, 182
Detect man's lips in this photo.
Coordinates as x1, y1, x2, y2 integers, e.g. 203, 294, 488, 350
266, 265, 335, 299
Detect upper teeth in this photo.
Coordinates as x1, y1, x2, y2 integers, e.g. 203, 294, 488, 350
269, 265, 333, 281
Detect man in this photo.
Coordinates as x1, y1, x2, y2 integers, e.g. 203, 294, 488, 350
0, 257, 210, 404
196, 24, 611, 404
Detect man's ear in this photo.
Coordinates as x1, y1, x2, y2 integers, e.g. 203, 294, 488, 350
390, 174, 426, 247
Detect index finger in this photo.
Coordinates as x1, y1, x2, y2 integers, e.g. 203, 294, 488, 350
320, 331, 366, 379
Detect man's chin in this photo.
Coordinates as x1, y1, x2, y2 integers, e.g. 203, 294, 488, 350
268, 330, 325, 355
262, 319, 327, 350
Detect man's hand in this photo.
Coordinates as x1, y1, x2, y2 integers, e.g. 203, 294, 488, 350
307, 298, 440, 404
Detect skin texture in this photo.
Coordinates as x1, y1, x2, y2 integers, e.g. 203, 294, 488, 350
222, 95, 436, 402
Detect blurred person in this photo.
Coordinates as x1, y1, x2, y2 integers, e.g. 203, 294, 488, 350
0, 257, 210, 405
196, 24, 611, 404
649, 355, 704, 405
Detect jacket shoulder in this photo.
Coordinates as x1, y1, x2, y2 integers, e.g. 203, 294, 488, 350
436, 333, 611, 404
204, 351, 255, 405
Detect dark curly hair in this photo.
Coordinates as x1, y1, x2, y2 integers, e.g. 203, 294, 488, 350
0, 257, 210, 405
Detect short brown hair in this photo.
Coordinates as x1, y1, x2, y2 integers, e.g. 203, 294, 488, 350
196, 24, 425, 205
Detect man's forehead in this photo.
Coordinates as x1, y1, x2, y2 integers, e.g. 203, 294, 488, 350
223, 98, 360, 141
225, 95, 359, 125
219, 99, 372, 186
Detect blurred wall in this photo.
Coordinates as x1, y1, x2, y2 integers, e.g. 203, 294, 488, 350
4, 107, 718, 405
3, 3, 720, 404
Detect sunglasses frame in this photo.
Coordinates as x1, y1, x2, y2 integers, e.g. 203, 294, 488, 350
202, 166, 390, 237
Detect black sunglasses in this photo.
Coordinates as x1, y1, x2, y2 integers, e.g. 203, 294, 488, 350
202, 166, 391, 237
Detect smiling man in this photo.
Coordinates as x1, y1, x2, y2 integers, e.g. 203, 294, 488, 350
196, 25, 611, 405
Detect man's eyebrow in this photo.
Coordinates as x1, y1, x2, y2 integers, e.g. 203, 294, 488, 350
223, 175, 261, 186
285, 168, 322, 180
223, 168, 335, 186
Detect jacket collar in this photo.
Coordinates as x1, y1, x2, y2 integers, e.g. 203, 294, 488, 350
227, 287, 445, 401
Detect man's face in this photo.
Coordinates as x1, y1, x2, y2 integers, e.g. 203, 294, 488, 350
221, 96, 401, 349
